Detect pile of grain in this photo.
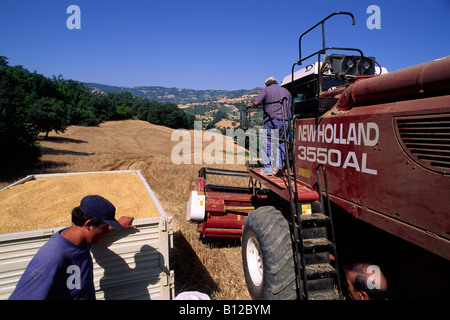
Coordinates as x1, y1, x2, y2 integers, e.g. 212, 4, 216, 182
0, 172, 160, 234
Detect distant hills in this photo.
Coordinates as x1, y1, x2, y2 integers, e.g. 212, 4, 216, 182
85, 83, 261, 105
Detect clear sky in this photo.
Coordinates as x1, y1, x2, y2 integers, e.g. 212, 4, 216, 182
1, 0, 449, 90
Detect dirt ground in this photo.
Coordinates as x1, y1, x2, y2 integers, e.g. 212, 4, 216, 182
0, 119, 251, 300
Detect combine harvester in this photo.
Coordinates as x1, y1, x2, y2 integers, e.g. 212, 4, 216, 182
186, 12, 450, 299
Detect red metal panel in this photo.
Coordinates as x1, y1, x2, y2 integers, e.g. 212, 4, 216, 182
205, 191, 257, 215
205, 197, 225, 215
294, 95, 450, 259
199, 185, 270, 238
330, 195, 450, 260
198, 213, 245, 238
249, 168, 319, 202
189, 177, 205, 193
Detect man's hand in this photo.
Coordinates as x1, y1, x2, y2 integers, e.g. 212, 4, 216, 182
117, 216, 136, 229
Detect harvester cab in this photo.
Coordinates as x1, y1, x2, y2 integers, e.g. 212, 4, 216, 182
279, 53, 387, 118
240, 11, 387, 128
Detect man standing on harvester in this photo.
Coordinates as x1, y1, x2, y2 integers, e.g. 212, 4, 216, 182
253, 77, 292, 176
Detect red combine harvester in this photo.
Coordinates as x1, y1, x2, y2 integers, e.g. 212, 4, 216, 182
186, 12, 450, 300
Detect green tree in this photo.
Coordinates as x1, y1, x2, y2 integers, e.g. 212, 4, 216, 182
28, 97, 68, 138
0, 56, 8, 68
131, 97, 152, 121
0, 66, 40, 167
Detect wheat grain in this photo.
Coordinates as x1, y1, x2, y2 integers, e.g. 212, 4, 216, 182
0, 172, 159, 234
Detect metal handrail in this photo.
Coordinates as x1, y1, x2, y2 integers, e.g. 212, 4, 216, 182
298, 12, 355, 65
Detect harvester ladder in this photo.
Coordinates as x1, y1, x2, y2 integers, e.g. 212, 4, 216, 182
281, 102, 343, 300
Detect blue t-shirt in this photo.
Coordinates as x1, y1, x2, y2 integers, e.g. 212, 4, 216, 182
9, 229, 95, 300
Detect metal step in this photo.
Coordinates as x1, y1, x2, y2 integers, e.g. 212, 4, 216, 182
304, 252, 330, 265
306, 277, 334, 292
302, 226, 327, 239
302, 237, 334, 251
305, 263, 338, 279
300, 213, 330, 223
309, 290, 341, 300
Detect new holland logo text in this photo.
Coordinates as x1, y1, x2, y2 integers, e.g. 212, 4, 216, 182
297, 122, 379, 175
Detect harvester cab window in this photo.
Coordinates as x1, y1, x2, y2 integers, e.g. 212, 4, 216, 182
321, 77, 345, 91
292, 93, 305, 103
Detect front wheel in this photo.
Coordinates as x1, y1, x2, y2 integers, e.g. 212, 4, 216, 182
242, 206, 297, 300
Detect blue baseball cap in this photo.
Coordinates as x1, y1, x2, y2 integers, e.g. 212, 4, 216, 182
79, 195, 122, 230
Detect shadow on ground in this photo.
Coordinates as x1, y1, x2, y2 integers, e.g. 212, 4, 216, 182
170, 231, 219, 297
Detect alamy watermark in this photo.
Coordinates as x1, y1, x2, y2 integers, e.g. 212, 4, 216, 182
66, 265, 81, 290
366, 264, 382, 289
366, 5, 381, 30
66, 5, 81, 30
65, 5, 380, 31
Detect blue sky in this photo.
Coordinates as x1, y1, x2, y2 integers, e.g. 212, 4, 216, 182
1, 0, 449, 90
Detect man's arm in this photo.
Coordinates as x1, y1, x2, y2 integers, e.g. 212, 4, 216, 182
253, 87, 267, 109
108, 216, 136, 232
9, 269, 54, 300
9, 253, 59, 300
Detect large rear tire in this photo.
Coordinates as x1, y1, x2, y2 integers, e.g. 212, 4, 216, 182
242, 206, 297, 300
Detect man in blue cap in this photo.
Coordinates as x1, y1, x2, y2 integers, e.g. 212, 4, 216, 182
9, 195, 134, 300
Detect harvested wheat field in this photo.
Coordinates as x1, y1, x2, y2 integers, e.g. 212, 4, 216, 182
0, 120, 251, 300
